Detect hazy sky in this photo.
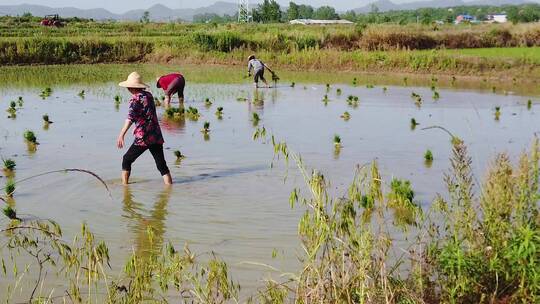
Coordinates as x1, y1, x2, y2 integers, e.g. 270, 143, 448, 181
0, 0, 400, 13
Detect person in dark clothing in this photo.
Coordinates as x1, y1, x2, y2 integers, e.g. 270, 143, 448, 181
156, 72, 185, 106
117, 72, 172, 185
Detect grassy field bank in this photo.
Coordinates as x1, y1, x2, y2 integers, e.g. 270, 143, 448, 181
1, 22, 540, 77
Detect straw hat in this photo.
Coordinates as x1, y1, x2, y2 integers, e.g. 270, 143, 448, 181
248, 54, 256, 61
118, 72, 149, 88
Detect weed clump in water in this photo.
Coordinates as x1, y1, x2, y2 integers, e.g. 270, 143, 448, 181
340, 111, 351, 121
3, 158, 16, 171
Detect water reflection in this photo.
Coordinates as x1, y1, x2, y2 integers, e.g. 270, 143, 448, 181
160, 103, 186, 134
122, 186, 172, 257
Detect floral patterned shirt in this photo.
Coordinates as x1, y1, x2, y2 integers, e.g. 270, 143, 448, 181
127, 91, 164, 147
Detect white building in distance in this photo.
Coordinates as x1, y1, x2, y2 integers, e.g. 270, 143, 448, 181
289, 19, 354, 25
487, 14, 508, 23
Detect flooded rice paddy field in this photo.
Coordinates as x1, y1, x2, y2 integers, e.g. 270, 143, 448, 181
0, 67, 539, 295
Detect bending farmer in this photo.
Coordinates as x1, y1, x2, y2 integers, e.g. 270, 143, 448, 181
247, 55, 274, 88
156, 72, 185, 106
117, 72, 173, 185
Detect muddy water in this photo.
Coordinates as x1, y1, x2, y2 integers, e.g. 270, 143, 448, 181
0, 79, 539, 299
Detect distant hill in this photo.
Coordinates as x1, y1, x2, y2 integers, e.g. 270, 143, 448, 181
0, 1, 238, 21
354, 0, 538, 13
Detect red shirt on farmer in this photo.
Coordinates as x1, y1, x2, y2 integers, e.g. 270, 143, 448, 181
156, 73, 185, 106
157, 73, 183, 91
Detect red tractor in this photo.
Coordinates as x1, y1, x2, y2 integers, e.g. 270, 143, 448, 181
40, 14, 64, 27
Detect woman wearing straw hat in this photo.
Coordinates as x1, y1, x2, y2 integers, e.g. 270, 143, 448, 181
117, 72, 173, 185
247, 54, 275, 88
156, 72, 185, 106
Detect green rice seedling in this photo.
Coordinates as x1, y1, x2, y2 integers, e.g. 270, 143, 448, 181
23, 130, 37, 144
10, 101, 16, 109
322, 94, 329, 103
403, 77, 408, 86
336, 88, 342, 95
410, 118, 419, 130
39, 87, 52, 99
430, 85, 436, 91
215, 106, 223, 119
433, 91, 440, 100
411, 92, 420, 99
186, 106, 200, 121
236, 97, 248, 102
3, 158, 16, 171
415, 97, 422, 108
42, 114, 52, 124
352, 77, 357, 86
333, 134, 341, 147
492, 86, 497, 93
173, 150, 184, 160
340, 111, 351, 121
165, 107, 184, 120
114, 95, 121, 103
451, 76, 457, 86
495, 106, 501, 120
366, 84, 374, 89
204, 98, 212, 108
424, 149, 434, 162
252, 112, 260, 126
383, 87, 387, 93
527, 99, 532, 110
201, 121, 210, 133
2, 205, 18, 220
78, 90, 85, 99
290, 82, 295, 88
5, 178, 15, 197
17, 97, 23, 107
326, 83, 330, 91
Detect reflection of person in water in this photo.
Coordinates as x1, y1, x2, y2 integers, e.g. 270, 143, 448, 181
122, 186, 172, 257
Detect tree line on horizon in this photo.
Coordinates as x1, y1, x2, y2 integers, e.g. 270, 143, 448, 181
193, 0, 540, 24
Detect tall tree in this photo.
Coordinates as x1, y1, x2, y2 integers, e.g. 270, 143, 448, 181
254, 0, 282, 23
287, 2, 300, 20
314, 6, 339, 20
297, 4, 314, 19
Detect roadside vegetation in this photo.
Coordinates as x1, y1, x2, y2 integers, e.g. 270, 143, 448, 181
1, 134, 538, 303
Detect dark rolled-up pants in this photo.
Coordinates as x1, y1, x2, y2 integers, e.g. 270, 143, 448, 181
122, 143, 170, 176
165, 75, 185, 99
